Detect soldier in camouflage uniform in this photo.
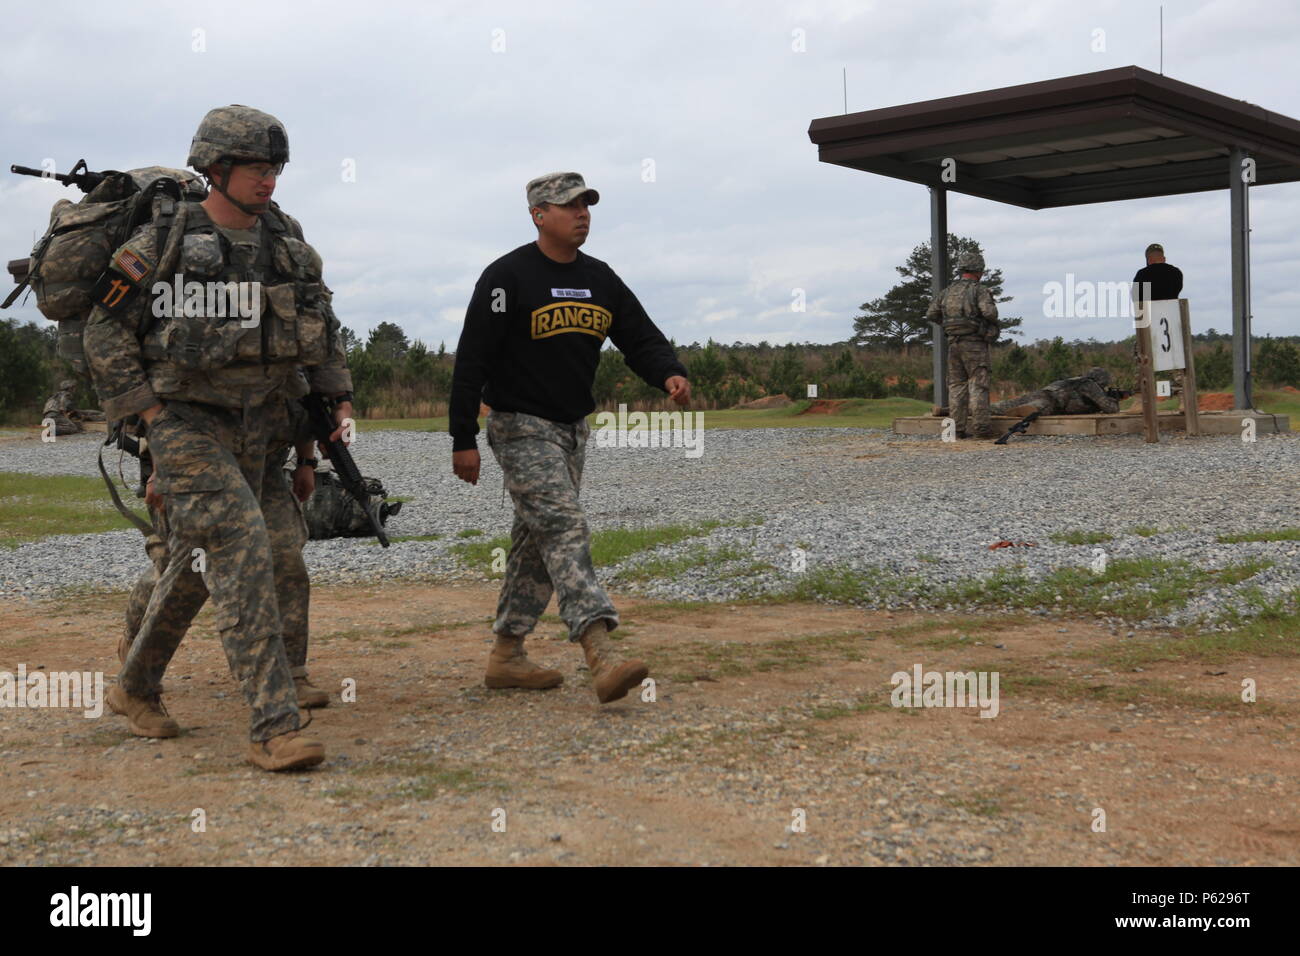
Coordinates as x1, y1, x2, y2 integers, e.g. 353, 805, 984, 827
925, 251, 1000, 439
991, 367, 1122, 418
450, 171, 691, 703
119, 383, 329, 710
41, 379, 84, 435
85, 105, 353, 771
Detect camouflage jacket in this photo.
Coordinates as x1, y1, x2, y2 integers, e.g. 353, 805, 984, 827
925, 279, 999, 341
84, 200, 352, 421
1043, 375, 1120, 415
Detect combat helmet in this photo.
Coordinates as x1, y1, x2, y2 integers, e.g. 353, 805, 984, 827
188, 105, 289, 170
59, 379, 78, 391
1085, 366, 1111, 386
188, 105, 289, 214
957, 251, 985, 273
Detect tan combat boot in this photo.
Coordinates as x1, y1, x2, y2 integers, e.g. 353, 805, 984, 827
578, 621, 648, 704
106, 684, 180, 738
248, 731, 325, 772
484, 635, 564, 690
293, 673, 330, 709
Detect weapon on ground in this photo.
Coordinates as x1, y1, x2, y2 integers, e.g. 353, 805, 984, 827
1106, 387, 1135, 402
994, 410, 1042, 445
301, 392, 390, 547
10, 159, 109, 193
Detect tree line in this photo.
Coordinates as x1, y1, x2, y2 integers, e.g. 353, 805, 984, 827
3, 230, 1299, 424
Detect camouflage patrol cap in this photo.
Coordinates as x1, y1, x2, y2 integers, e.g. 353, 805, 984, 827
188, 105, 290, 172
1086, 366, 1111, 385
1144, 243, 1164, 256
527, 172, 600, 209
957, 251, 985, 272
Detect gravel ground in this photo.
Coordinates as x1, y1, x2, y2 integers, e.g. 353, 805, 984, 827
2, 426, 1297, 629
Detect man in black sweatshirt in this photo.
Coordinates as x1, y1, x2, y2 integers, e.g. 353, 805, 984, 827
450, 171, 691, 703
1130, 242, 1187, 396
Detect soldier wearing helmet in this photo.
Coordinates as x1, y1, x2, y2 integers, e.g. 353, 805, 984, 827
85, 105, 353, 771
924, 250, 1000, 439
41, 378, 84, 435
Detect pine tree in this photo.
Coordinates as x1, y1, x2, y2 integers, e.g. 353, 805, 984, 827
851, 234, 1022, 348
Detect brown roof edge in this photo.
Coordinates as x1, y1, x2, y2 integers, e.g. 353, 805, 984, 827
809, 66, 1300, 146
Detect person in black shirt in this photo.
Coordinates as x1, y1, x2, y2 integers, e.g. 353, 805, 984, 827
1130, 243, 1186, 396
450, 171, 690, 703
1131, 243, 1184, 303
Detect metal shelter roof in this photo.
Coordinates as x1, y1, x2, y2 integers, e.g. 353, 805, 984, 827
807, 66, 1300, 208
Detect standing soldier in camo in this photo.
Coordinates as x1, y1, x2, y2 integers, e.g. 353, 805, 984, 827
84, 105, 354, 771
926, 251, 1000, 439
449, 171, 691, 703
119, 379, 331, 711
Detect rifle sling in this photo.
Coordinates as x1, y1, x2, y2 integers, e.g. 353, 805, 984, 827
97, 444, 154, 537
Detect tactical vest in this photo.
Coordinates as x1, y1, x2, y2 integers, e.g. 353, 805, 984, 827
939, 280, 984, 339
140, 202, 333, 393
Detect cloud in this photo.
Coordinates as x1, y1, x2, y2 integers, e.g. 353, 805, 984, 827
2, 0, 1296, 349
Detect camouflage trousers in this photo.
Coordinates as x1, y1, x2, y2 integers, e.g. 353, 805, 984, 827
990, 389, 1056, 418
486, 411, 618, 642
947, 338, 992, 435
122, 444, 312, 682
117, 401, 301, 742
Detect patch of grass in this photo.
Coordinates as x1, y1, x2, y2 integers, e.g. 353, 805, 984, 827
927, 556, 1274, 621
1129, 525, 1162, 538
450, 534, 512, 578
0, 472, 139, 548
1049, 530, 1113, 546
354, 756, 499, 798
449, 518, 765, 580
995, 665, 1286, 716
648, 629, 873, 681
942, 790, 1009, 817
916, 553, 943, 565
321, 785, 366, 801
456, 528, 485, 539
1082, 600, 1300, 670
1216, 528, 1300, 544
620, 542, 750, 583
810, 694, 894, 720
766, 565, 922, 605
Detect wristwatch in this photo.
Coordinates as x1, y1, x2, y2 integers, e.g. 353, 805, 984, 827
334, 391, 354, 404
296, 457, 319, 470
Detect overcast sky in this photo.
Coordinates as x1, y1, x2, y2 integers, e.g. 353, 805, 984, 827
2, 0, 1297, 350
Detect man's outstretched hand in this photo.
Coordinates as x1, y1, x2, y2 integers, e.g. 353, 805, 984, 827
665, 376, 691, 405
453, 448, 481, 485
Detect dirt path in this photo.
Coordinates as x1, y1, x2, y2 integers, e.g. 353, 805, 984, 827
1, 582, 1295, 866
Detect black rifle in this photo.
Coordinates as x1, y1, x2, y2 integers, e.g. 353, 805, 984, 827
10, 158, 109, 193
1106, 387, 1134, 402
301, 392, 390, 547
994, 410, 1042, 445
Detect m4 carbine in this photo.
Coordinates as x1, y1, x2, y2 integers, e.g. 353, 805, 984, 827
10, 158, 109, 193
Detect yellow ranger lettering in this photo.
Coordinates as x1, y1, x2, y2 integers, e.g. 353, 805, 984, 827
531, 301, 612, 340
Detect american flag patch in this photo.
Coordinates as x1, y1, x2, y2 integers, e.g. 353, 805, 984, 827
114, 248, 150, 282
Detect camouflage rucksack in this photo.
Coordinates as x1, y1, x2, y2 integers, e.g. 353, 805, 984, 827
299, 469, 402, 540
940, 280, 984, 338
3, 166, 207, 376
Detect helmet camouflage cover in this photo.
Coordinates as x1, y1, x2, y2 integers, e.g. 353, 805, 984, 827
957, 251, 985, 272
188, 105, 290, 172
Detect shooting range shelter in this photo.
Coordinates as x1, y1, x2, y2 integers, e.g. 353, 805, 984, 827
808, 65, 1299, 436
